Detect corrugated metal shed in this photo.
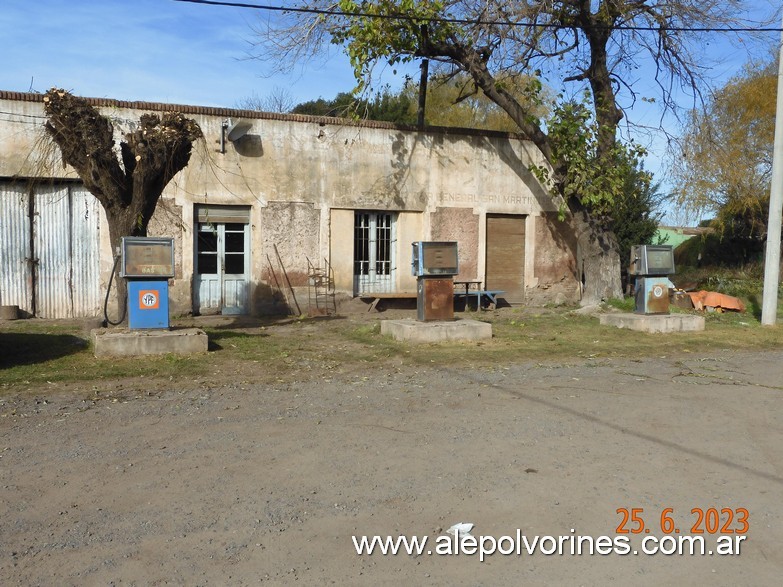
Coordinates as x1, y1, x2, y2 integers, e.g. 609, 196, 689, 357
35, 185, 72, 318
69, 186, 102, 316
0, 182, 32, 312
0, 181, 102, 318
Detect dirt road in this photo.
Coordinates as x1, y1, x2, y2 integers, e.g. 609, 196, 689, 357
2, 347, 782, 585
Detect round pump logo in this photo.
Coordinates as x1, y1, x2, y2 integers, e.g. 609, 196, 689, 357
139, 290, 160, 309
652, 285, 664, 298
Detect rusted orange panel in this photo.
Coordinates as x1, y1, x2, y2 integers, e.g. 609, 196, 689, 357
417, 277, 455, 321
687, 291, 746, 312
645, 284, 670, 314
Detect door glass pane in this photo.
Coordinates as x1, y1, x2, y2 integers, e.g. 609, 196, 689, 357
225, 253, 244, 274
376, 213, 391, 275
354, 213, 370, 275
197, 226, 217, 253
198, 253, 217, 274
225, 232, 244, 253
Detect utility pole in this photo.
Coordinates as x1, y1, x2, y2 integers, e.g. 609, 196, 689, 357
761, 13, 783, 326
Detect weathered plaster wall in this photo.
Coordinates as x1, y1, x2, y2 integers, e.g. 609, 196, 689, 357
147, 198, 189, 316
529, 212, 581, 305
258, 201, 321, 314
0, 92, 576, 315
395, 212, 423, 293
430, 207, 479, 281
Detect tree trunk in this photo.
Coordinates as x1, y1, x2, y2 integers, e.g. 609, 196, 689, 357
104, 206, 152, 324
572, 207, 623, 305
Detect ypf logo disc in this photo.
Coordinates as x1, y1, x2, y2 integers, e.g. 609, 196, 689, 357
139, 290, 160, 309
653, 285, 664, 298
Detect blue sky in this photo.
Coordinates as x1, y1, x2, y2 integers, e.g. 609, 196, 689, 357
0, 0, 371, 107
3, 1, 776, 108
1, 0, 781, 222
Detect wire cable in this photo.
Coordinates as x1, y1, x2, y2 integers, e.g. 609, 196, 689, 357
172, 0, 783, 33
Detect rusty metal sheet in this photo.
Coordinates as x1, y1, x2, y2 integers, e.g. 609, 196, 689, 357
645, 283, 670, 314
633, 277, 670, 315
417, 277, 454, 321
688, 290, 746, 312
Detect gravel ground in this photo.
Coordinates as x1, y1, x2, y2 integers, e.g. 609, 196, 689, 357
1, 346, 782, 585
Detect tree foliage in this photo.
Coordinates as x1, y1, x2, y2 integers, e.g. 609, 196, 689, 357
540, 99, 663, 277
253, 0, 761, 175
405, 72, 548, 131
288, 73, 545, 130
292, 88, 416, 123
670, 57, 776, 240
251, 1, 765, 301
236, 86, 297, 113
534, 98, 653, 222
613, 161, 665, 274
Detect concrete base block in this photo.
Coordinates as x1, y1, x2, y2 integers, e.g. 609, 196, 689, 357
380, 318, 492, 343
0, 305, 19, 320
599, 313, 705, 333
92, 328, 209, 357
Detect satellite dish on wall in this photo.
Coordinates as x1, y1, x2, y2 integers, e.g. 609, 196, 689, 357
227, 120, 252, 142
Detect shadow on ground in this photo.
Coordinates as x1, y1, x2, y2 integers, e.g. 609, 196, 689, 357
0, 333, 88, 369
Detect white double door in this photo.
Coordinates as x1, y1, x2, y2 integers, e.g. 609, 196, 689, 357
353, 211, 396, 294
195, 221, 249, 315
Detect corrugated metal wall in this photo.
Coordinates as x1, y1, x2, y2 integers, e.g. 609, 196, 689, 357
69, 186, 102, 316
0, 181, 102, 318
0, 182, 33, 312
35, 185, 72, 318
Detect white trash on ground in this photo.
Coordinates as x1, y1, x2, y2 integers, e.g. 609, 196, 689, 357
447, 522, 474, 538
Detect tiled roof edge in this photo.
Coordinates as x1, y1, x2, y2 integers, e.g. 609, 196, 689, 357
0, 90, 529, 141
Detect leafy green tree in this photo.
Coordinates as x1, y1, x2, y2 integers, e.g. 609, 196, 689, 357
614, 163, 665, 281
403, 72, 548, 131
250, 0, 764, 302
670, 57, 776, 242
543, 99, 663, 286
292, 88, 416, 123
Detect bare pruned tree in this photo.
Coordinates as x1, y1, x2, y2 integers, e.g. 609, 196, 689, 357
235, 86, 297, 113
42, 88, 203, 306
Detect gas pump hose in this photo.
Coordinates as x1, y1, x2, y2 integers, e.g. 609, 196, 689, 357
102, 254, 127, 327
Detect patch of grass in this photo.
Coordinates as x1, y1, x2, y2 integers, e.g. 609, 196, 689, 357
2, 307, 782, 394
605, 297, 634, 312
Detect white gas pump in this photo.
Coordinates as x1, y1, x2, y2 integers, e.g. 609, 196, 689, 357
629, 244, 676, 315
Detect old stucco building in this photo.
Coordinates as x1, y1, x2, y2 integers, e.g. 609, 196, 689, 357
0, 90, 580, 318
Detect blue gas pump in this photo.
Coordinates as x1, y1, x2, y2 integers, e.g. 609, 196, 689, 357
120, 237, 175, 329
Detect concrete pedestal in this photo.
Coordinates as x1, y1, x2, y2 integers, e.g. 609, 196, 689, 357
0, 305, 19, 320
599, 313, 705, 333
92, 327, 209, 357
380, 318, 492, 343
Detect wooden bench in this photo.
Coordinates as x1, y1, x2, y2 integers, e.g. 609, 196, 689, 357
359, 292, 418, 312
453, 289, 505, 310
